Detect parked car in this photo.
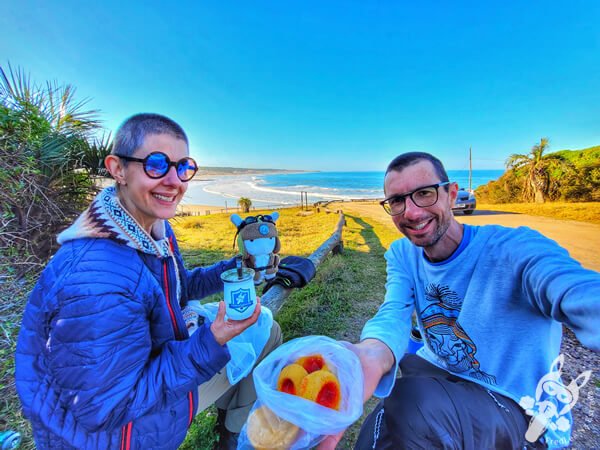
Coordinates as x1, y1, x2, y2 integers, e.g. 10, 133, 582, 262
453, 188, 476, 215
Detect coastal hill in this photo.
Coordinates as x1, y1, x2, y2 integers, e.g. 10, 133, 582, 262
476, 145, 600, 203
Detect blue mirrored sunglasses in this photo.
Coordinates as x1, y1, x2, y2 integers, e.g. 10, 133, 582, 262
115, 152, 198, 181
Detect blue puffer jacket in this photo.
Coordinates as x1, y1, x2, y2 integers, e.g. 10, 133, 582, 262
16, 187, 236, 449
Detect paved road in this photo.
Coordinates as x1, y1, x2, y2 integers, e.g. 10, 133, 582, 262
333, 202, 600, 272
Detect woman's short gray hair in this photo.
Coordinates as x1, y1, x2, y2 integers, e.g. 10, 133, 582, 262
112, 113, 188, 158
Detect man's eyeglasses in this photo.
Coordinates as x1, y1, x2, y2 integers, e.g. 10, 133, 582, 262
236, 214, 275, 231
380, 182, 450, 216
115, 152, 198, 182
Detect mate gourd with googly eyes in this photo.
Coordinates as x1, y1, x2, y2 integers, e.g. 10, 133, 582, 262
231, 213, 281, 285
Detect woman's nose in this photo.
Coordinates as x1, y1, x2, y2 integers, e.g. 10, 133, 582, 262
162, 166, 182, 184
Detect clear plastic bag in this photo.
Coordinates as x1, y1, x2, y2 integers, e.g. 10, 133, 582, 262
185, 301, 273, 384
237, 335, 364, 449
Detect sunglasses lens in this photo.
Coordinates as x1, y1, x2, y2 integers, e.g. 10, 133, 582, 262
177, 158, 198, 181
145, 153, 169, 178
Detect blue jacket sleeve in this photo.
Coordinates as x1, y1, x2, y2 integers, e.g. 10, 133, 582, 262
508, 227, 600, 351
361, 239, 414, 397
166, 223, 237, 302
47, 284, 230, 432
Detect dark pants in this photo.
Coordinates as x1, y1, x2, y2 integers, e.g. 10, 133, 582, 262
355, 354, 540, 450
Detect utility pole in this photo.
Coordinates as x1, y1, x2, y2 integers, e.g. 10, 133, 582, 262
469, 147, 472, 193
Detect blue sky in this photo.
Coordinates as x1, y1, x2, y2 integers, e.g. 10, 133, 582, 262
2, 1, 599, 171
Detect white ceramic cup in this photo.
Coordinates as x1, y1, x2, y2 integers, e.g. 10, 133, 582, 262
221, 267, 257, 320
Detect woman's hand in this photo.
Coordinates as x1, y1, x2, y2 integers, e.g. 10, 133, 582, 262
209, 297, 262, 346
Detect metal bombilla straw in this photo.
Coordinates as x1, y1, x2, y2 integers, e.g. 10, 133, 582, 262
236, 255, 243, 279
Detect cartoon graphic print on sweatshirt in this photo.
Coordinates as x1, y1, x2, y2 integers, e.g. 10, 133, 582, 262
421, 284, 497, 385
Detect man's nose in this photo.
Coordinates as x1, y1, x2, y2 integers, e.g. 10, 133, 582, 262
403, 196, 422, 217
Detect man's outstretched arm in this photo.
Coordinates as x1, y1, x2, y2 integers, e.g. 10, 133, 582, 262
318, 338, 395, 450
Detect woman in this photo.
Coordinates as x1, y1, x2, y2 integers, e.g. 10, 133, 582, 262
16, 113, 280, 449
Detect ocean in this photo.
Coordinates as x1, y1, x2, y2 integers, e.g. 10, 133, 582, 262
183, 170, 505, 208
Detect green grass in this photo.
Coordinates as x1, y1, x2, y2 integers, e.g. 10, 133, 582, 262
0, 263, 36, 450
174, 208, 398, 449
2, 206, 383, 450
4, 201, 599, 448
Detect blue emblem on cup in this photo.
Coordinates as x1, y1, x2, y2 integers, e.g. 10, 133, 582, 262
229, 288, 252, 313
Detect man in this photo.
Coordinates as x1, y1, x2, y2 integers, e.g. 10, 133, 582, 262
320, 152, 599, 449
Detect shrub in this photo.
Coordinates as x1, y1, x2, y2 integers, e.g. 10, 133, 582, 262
0, 65, 110, 276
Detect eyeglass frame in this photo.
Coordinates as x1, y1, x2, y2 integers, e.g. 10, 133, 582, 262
380, 181, 451, 216
114, 151, 198, 182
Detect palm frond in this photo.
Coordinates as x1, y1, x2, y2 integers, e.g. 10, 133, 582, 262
505, 153, 530, 169
0, 63, 45, 110
45, 81, 101, 134
81, 132, 112, 176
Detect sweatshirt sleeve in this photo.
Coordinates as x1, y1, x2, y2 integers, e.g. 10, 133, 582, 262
47, 286, 231, 432
361, 239, 414, 397
509, 227, 600, 351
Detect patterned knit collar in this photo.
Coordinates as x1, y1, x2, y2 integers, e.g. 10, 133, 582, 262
58, 186, 171, 258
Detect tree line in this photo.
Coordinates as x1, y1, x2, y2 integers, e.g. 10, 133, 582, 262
476, 139, 600, 204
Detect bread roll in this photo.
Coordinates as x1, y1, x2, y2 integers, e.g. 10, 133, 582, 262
247, 406, 299, 449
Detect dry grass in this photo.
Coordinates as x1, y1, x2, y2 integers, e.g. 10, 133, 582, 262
478, 201, 600, 224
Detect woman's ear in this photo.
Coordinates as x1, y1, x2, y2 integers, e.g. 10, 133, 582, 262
104, 154, 126, 184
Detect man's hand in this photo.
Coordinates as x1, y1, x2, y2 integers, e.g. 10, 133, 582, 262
317, 339, 395, 450
209, 297, 261, 346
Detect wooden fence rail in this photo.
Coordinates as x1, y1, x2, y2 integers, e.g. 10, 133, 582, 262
261, 212, 346, 315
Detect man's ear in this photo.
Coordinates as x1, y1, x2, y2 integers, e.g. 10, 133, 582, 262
448, 182, 459, 204
104, 154, 126, 184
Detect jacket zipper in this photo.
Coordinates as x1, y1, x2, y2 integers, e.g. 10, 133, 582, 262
120, 422, 132, 450
162, 260, 180, 337
163, 257, 196, 426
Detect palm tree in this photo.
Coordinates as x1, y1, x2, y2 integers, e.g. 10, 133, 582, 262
238, 197, 252, 213
506, 138, 554, 203
0, 64, 107, 271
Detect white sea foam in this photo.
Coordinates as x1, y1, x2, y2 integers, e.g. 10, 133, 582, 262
184, 170, 503, 207
245, 181, 354, 200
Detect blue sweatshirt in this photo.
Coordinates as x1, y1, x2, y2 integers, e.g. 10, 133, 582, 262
361, 224, 599, 448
